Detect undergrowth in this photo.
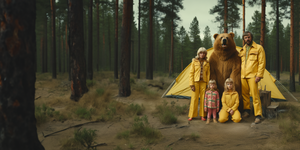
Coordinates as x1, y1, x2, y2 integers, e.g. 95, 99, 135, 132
61, 128, 97, 150
154, 100, 188, 124
75, 107, 96, 120
278, 103, 300, 142
35, 104, 65, 125
126, 103, 145, 115
116, 115, 161, 142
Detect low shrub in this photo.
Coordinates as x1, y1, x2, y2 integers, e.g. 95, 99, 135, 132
126, 103, 145, 115
35, 104, 64, 125
96, 88, 105, 96
154, 100, 188, 124
75, 107, 95, 120
74, 128, 97, 150
86, 80, 96, 87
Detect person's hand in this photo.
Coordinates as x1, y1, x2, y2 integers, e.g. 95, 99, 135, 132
255, 77, 261, 83
191, 85, 195, 92
204, 108, 207, 112
217, 108, 219, 112
230, 110, 234, 115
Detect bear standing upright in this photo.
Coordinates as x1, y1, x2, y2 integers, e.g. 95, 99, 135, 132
208, 32, 243, 112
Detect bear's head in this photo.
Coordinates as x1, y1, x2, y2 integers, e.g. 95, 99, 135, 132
212, 32, 237, 61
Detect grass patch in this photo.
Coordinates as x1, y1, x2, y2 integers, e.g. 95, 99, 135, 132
97, 101, 117, 121
75, 107, 95, 120
61, 128, 97, 150
154, 100, 188, 124
126, 103, 145, 115
278, 103, 300, 142
96, 88, 105, 96
86, 80, 96, 87
35, 104, 65, 125
116, 115, 161, 142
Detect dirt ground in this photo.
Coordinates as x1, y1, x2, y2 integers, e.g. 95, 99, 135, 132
35, 72, 300, 150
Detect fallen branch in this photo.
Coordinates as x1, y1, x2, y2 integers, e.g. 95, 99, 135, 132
35, 96, 41, 100
91, 143, 107, 147
148, 84, 163, 90
168, 137, 183, 146
43, 121, 99, 138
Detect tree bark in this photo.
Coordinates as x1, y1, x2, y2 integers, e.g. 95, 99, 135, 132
108, 15, 112, 70
169, 19, 174, 77
224, 0, 228, 33
87, 0, 93, 80
50, 0, 56, 78
146, 0, 154, 79
58, 21, 62, 73
61, 35, 64, 73
119, 0, 133, 97
290, 0, 295, 91
137, 0, 140, 79
114, 0, 119, 79
0, 0, 45, 149
96, 0, 100, 72
41, 36, 45, 73
243, 0, 245, 45
260, 0, 266, 48
276, 0, 280, 80
45, 13, 48, 72
69, 0, 89, 101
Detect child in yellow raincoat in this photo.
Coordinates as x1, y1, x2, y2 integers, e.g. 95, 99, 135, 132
219, 78, 241, 123
188, 47, 210, 121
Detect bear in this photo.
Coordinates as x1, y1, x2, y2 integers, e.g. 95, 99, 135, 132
208, 32, 243, 112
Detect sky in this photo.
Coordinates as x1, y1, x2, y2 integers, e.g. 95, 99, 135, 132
132, 0, 290, 40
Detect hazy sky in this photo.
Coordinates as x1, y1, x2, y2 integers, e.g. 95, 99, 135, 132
132, 0, 290, 40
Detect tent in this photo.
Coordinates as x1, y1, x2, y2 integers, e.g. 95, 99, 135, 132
162, 46, 286, 101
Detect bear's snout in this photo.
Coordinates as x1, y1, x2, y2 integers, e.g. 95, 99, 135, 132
222, 38, 227, 47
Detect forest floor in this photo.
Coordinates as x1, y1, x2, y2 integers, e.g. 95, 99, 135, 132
35, 71, 300, 150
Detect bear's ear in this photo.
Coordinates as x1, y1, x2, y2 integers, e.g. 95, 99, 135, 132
213, 33, 219, 39
229, 32, 235, 38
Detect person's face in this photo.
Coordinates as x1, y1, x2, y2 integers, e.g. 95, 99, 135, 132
210, 83, 215, 90
244, 33, 252, 45
199, 52, 206, 59
227, 82, 233, 90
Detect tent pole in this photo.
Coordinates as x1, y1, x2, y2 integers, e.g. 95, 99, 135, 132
161, 80, 176, 98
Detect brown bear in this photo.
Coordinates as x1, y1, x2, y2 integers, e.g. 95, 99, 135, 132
208, 32, 243, 112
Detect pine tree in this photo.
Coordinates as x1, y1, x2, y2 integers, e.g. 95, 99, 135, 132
202, 26, 213, 49
189, 17, 201, 51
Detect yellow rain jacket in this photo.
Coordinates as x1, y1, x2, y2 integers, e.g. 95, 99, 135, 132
221, 91, 239, 112
239, 41, 266, 78
189, 58, 210, 86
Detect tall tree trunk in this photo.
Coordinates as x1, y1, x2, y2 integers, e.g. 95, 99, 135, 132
224, 0, 228, 33
67, 0, 71, 81
260, 0, 266, 48
281, 56, 283, 73
96, 0, 100, 72
276, 0, 280, 80
114, 0, 119, 79
61, 35, 64, 73
41, 36, 45, 73
119, 0, 133, 97
69, 0, 89, 101
131, 40, 134, 72
169, 19, 174, 77
102, 7, 106, 70
243, 0, 245, 45
0, 0, 45, 149
58, 21, 62, 73
137, 0, 140, 79
45, 13, 48, 72
290, 0, 295, 91
147, 0, 154, 79
108, 15, 112, 70
87, 0, 93, 79
50, 0, 56, 78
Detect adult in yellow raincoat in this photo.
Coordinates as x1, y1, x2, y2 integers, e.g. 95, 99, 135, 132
239, 31, 266, 124
188, 47, 210, 121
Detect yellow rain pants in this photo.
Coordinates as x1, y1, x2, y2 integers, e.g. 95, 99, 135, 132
188, 81, 207, 118
241, 78, 262, 117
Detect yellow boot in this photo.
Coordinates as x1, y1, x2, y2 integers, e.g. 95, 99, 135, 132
213, 118, 218, 123
206, 118, 210, 124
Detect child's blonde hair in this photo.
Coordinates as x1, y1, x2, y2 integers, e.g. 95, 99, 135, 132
194, 47, 208, 60
206, 80, 218, 91
224, 78, 235, 92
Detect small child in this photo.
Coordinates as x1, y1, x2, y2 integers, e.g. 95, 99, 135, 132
204, 80, 220, 124
219, 78, 241, 123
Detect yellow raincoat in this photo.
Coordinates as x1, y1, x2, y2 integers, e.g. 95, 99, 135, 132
219, 91, 241, 123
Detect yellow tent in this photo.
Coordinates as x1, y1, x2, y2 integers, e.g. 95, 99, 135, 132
163, 46, 286, 100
